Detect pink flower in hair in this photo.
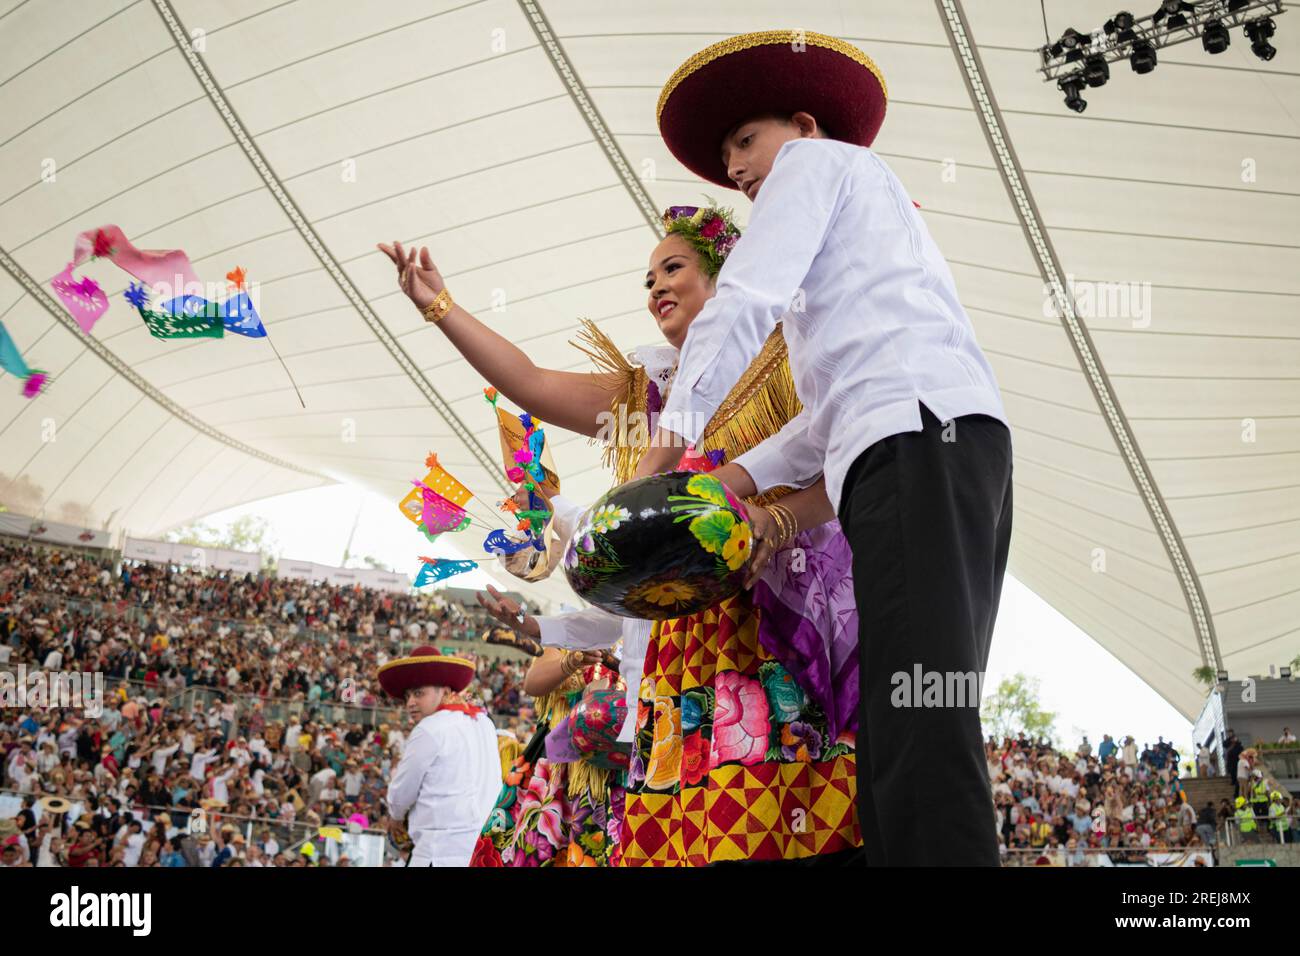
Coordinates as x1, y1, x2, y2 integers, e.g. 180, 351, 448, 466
699, 216, 724, 239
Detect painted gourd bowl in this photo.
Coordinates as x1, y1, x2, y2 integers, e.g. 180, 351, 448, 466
562, 471, 753, 619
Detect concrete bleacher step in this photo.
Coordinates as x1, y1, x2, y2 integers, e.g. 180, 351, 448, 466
1181, 775, 1236, 808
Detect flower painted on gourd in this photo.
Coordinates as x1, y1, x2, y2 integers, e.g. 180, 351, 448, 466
513, 447, 533, 464
780, 721, 823, 763
506, 466, 526, 483
681, 731, 709, 786
760, 663, 808, 724
626, 574, 698, 609
712, 671, 770, 767
688, 510, 736, 558
589, 504, 631, 534
685, 473, 729, 508
721, 522, 752, 571
644, 697, 682, 791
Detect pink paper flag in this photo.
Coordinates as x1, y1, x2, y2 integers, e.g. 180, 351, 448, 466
411, 479, 469, 535
51, 225, 203, 334
50, 264, 109, 333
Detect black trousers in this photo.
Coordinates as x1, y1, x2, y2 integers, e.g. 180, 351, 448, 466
837, 403, 1012, 866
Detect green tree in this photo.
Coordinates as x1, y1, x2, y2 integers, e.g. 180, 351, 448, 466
166, 515, 280, 569
980, 673, 1058, 744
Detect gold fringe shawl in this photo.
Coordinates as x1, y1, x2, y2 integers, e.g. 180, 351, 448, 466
571, 319, 650, 485
571, 319, 802, 501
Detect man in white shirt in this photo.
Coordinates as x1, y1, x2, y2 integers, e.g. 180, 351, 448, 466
378, 647, 498, 867
640, 31, 1012, 866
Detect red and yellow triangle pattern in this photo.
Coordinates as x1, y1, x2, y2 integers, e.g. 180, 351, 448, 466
622, 758, 857, 866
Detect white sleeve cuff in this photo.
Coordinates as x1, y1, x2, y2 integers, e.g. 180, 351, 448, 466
547, 494, 583, 543
732, 441, 819, 495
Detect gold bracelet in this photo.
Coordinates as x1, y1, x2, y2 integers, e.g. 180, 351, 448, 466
763, 505, 791, 546
422, 288, 453, 324
769, 503, 798, 546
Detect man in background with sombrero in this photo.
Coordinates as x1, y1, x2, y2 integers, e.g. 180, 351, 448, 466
636, 30, 1012, 866
378, 646, 499, 866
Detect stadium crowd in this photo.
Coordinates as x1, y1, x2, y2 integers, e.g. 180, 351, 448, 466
0, 538, 534, 867
3, 538, 1295, 868
991, 732, 1297, 866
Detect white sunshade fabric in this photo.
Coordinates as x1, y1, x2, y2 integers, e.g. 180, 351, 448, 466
0, 0, 1295, 717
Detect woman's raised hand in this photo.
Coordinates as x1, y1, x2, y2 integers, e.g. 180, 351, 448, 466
377, 240, 445, 312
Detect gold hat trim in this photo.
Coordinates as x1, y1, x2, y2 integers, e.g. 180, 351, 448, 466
377, 654, 475, 677
657, 30, 888, 126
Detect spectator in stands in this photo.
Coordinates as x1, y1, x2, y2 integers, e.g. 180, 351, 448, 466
0, 537, 539, 866
1280, 727, 1296, 745
1097, 734, 1116, 763
1224, 731, 1243, 793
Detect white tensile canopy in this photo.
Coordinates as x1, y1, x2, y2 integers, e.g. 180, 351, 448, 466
1, 1, 1296, 718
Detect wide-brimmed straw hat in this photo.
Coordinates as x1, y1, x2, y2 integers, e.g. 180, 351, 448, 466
376, 646, 475, 697
657, 30, 887, 189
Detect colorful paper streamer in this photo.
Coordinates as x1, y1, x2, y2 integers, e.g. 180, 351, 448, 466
414, 558, 479, 587
125, 283, 223, 340
161, 291, 266, 338
51, 225, 202, 334
0, 321, 48, 398
483, 528, 545, 557
410, 479, 470, 535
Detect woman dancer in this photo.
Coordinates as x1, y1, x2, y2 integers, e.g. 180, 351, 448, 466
378, 205, 860, 864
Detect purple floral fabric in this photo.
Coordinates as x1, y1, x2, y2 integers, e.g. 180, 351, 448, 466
750, 519, 859, 740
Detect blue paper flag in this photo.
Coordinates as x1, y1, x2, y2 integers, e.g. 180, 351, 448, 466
161, 291, 266, 338
483, 529, 545, 557
413, 559, 478, 587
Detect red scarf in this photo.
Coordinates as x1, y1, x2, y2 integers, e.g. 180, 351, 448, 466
437, 696, 485, 719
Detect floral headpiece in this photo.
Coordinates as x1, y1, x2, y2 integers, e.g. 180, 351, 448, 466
661, 204, 741, 278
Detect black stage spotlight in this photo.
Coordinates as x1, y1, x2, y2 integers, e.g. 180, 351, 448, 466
1245, 17, 1277, 61
1227, 0, 1250, 11
1130, 39, 1158, 72
1154, 0, 1193, 29
1104, 11, 1137, 42
1058, 74, 1087, 112
1083, 53, 1111, 87
1202, 18, 1231, 54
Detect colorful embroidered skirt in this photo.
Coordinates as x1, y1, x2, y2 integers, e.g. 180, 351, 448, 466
621, 592, 859, 865
470, 754, 626, 867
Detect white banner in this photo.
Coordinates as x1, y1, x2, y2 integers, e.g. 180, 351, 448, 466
0, 513, 33, 538
0, 513, 111, 548
124, 537, 260, 572
123, 537, 173, 562
273, 560, 410, 592
276, 558, 317, 582
214, 547, 261, 574
364, 570, 410, 593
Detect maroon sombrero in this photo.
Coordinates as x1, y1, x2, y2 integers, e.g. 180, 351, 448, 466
377, 646, 475, 697
657, 30, 887, 189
